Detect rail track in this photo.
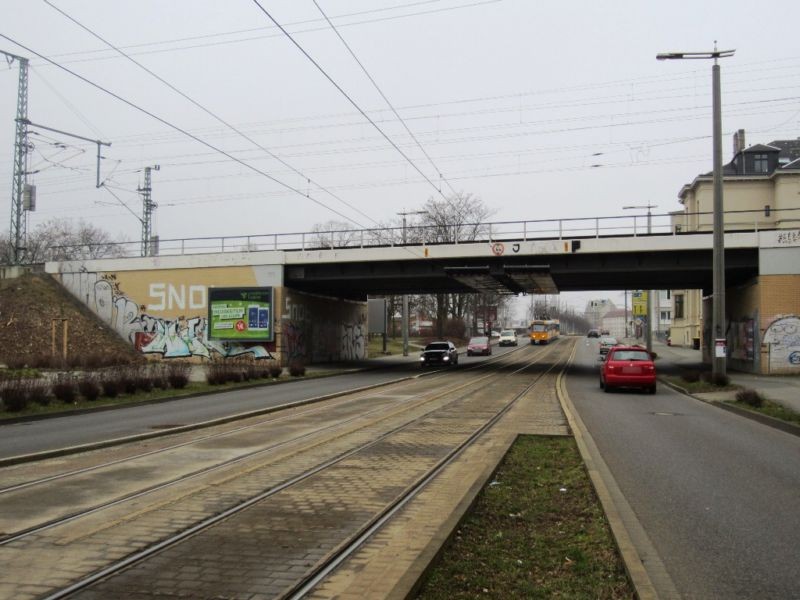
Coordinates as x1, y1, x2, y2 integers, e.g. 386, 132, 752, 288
0, 339, 574, 599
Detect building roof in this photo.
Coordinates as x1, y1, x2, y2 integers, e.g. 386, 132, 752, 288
781, 157, 800, 170
743, 143, 781, 153
679, 135, 800, 198
770, 138, 800, 163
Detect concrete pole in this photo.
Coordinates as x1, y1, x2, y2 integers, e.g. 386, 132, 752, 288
712, 61, 726, 380
402, 212, 409, 357
646, 208, 653, 354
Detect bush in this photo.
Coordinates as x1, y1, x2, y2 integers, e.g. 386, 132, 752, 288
119, 367, 138, 395
148, 364, 168, 389
166, 361, 191, 389
3, 355, 28, 370
701, 371, 730, 387
78, 376, 101, 401
101, 372, 121, 398
1, 378, 30, 412
736, 388, 765, 408
52, 374, 77, 403
288, 359, 306, 377
267, 360, 282, 379
28, 379, 52, 406
206, 362, 228, 385
681, 370, 702, 383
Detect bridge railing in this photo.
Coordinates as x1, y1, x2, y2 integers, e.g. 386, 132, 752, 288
43, 207, 799, 261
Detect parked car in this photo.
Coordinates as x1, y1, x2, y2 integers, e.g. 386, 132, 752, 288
490, 330, 501, 339
600, 346, 657, 394
587, 329, 600, 338
419, 341, 459, 367
598, 336, 618, 355
498, 330, 518, 346
466, 336, 492, 356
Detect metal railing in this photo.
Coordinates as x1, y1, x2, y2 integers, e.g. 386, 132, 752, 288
38, 207, 800, 261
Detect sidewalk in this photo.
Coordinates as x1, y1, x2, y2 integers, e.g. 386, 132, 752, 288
652, 340, 800, 414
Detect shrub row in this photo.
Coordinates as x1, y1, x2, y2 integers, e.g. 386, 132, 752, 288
206, 360, 285, 385
0, 362, 191, 413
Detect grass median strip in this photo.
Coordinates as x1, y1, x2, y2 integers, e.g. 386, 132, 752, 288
416, 435, 634, 599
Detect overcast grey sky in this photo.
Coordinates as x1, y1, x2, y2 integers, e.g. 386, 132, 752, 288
2, 0, 799, 314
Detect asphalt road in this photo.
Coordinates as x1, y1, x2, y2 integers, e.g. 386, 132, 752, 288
568, 337, 800, 599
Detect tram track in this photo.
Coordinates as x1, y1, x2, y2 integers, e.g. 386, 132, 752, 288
0, 348, 529, 546
0, 340, 572, 599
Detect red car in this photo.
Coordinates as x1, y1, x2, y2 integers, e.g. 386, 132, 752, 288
467, 336, 492, 356
600, 346, 656, 394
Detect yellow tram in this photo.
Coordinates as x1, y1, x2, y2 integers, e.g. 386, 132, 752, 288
529, 319, 560, 345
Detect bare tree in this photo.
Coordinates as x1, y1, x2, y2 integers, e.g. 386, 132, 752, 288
411, 192, 494, 244
0, 219, 127, 264
309, 220, 363, 248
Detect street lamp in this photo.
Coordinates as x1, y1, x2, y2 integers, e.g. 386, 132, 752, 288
657, 44, 734, 382
623, 204, 657, 353
398, 210, 427, 356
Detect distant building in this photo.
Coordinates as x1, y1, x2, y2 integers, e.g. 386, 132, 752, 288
601, 308, 630, 340
584, 299, 615, 328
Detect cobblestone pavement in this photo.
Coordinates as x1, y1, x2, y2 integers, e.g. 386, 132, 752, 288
0, 341, 573, 600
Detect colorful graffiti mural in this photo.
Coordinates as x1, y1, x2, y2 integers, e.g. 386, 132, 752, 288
763, 315, 800, 373
62, 272, 272, 360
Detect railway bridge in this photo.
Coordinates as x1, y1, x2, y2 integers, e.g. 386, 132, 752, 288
41, 217, 800, 375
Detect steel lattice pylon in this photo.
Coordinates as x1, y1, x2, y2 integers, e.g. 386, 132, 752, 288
5, 52, 29, 265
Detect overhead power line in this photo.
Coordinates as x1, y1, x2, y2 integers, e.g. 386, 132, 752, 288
251, 0, 450, 200
44, 0, 380, 229
0, 31, 368, 229
312, 0, 457, 196
34, 0, 502, 67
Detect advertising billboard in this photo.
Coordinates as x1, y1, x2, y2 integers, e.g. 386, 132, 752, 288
632, 290, 648, 316
208, 287, 273, 341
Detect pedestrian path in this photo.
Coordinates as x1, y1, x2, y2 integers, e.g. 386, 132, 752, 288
651, 340, 800, 413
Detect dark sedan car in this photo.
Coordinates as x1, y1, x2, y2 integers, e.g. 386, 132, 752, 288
419, 341, 459, 367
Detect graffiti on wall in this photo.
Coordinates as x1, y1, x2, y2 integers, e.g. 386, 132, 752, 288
282, 293, 367, 363
729, 318, 755, 362
62, 272, 272, 360
763, 315, 800, 373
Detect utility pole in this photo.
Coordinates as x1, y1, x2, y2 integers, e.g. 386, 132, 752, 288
3, 50, 29, 265
138, 165, 160, 256
397, 209, 426, 356
658, 45, 734, 381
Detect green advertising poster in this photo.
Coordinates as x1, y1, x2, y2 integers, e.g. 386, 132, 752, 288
208, 287, 273, 341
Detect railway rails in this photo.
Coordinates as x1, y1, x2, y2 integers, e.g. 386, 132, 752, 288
0, 338, 575, 599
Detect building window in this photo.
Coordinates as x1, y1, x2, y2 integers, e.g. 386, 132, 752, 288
661, 310, 671, 321
674, 294, 684, 319
753, 154, 769, 173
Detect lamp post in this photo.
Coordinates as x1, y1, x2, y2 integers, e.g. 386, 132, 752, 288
623, 204, 656, 353
657, 44, 734, 381
398, 210, 427, 356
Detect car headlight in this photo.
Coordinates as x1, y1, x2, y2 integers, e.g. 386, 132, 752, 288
443, 356, 450, 361
419, 356, 426, 362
